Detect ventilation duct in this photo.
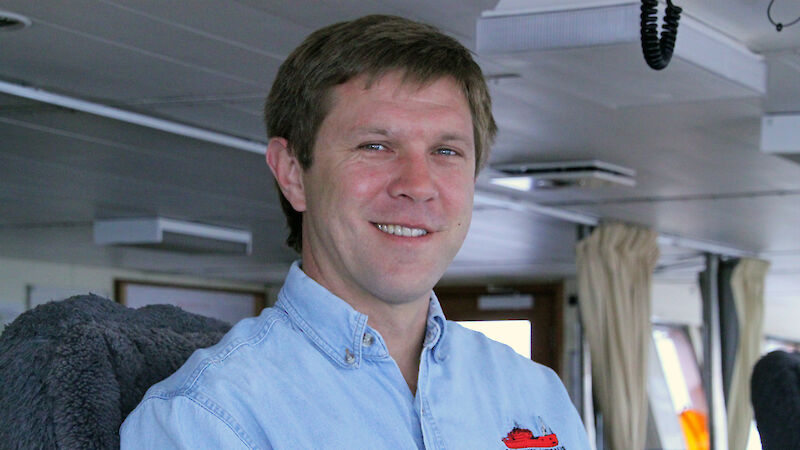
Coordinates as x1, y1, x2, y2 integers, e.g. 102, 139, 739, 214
94, 218, 252, 254
491, 160, 636, 191
477, 2, 766, 108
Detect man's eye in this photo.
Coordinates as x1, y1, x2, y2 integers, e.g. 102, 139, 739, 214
436, 148, 458, 156
361, 143, 386, 151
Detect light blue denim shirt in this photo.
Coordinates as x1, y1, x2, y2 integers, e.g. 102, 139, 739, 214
121, 262, 590, 449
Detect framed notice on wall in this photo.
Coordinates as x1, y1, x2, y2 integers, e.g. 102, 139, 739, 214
115, 280, 266, 325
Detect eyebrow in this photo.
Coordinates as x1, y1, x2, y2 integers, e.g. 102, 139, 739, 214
356, 127, 391, 137
439, 133, 472, 144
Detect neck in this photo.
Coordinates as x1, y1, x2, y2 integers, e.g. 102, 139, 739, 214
298, 256, 431, 394
296, 256, 430, 393
348, 294, 430, 395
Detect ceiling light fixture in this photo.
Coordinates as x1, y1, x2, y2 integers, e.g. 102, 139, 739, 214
93, 217, 252, 255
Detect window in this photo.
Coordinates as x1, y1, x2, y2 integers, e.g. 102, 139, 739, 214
434, 282, 563, 373
115, 279, 265, 324
458, 320, 532, 358
653, 325, 709, 450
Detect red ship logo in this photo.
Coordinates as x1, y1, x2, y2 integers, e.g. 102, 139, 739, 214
501, 418, 559, 449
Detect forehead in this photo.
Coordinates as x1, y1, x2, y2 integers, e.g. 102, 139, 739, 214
324, 71, 472, 130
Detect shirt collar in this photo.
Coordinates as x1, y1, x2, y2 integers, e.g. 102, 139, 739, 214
276, 261, 449, 368
425, 292, 448, 361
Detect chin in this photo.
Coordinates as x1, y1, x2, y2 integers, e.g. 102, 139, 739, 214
373, 287, 432, 305
366, 266, 446, 305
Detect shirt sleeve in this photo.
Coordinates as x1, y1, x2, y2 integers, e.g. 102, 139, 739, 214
120, 395, 254, 450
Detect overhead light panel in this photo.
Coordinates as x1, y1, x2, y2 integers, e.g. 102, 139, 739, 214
491, 159, 636, 191
94, 218, 252, 254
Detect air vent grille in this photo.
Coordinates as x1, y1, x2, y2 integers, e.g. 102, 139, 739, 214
491, 160, 636, 191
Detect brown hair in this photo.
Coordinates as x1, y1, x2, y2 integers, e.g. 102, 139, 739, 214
265, 14, 497, 252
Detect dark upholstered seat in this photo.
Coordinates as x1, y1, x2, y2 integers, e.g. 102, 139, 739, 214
751, 350, 800, 450
0, 294, 230, 450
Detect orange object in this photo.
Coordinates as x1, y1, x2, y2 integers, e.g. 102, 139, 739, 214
679, 409, 710, 450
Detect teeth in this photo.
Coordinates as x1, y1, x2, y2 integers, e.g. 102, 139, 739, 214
375, 223, 428, 237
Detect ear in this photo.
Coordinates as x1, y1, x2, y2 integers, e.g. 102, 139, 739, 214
266, 137, 306, 212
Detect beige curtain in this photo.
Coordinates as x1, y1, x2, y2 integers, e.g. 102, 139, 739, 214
727, 258, 770, 450
576, 223, 660, 450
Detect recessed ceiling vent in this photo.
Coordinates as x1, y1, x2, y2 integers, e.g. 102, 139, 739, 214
94, 217, 252, 254
0, 11, 31, 32
477, 2, 766, 107
491, 160, 636, 191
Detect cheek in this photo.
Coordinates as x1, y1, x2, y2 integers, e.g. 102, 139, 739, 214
441, 174, 475, 211
341, 167, 388, 199
449, 183, 475, 229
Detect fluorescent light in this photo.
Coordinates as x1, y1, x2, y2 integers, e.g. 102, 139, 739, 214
490, 176, 534, 191
94, 217, 252, 254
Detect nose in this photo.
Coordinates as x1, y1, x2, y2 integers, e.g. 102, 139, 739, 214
387, 153, 438, 203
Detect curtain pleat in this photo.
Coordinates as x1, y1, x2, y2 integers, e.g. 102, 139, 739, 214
727, 258, 770, 450
719, 258, 741, 402
577, 223, 660, 450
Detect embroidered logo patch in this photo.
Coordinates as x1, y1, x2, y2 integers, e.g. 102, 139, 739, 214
501, 417, 562, 449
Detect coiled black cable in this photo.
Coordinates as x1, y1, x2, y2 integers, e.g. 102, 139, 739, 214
640, 0, 682, 70
768, 0, 800, 32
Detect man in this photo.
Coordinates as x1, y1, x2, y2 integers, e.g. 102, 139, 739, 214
121, 15, 590, 449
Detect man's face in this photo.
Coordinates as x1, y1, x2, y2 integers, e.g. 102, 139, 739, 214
295, 71, 476, 307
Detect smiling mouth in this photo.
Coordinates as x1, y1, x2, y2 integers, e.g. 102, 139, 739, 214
374, 223, 429, 237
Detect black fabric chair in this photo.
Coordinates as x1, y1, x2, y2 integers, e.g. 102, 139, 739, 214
751, 350, 800, 450
0, 294, 230, 450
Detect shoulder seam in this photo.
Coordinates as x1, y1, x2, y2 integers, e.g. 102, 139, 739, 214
143, 311, 286, 397
186, 312, 285, 391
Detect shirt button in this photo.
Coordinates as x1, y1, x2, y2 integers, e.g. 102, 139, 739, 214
344, 348, 355, 365
362, 333, 375, 347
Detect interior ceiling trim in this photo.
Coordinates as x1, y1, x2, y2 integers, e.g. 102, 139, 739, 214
0, 79, 267, 154
475, 191, 757, 257
474, 190, 600, 225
